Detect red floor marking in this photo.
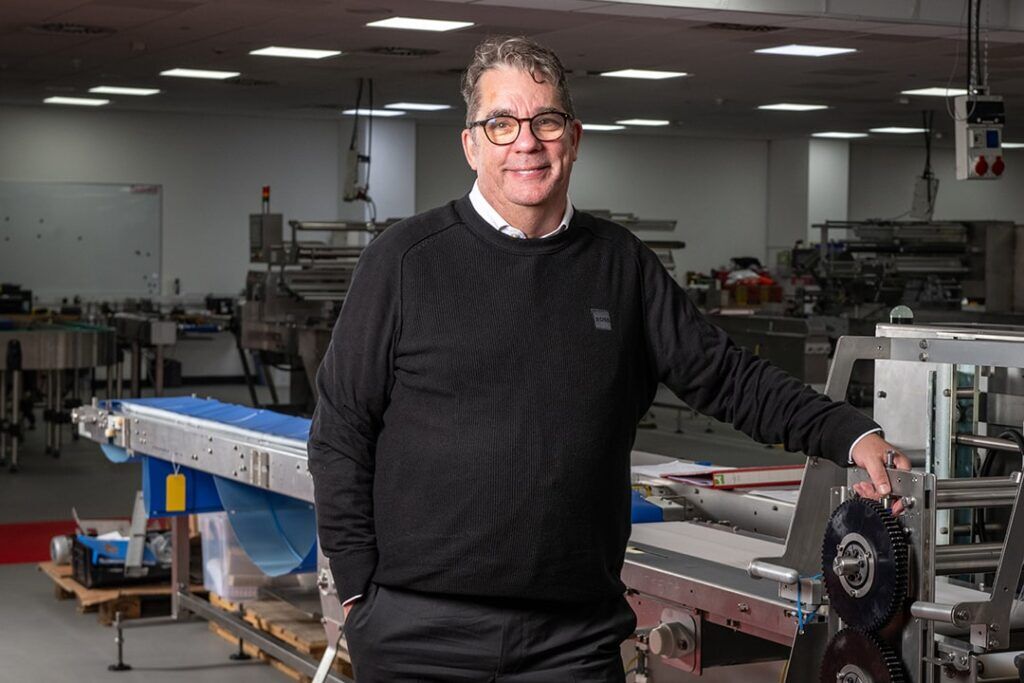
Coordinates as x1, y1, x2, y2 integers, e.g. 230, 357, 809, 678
0, 519, 76, 564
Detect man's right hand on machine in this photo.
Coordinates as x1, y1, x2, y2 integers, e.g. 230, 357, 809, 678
850, 432, 912, 510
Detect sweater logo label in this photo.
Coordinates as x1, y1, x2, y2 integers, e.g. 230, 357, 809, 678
591, 308, 612, 331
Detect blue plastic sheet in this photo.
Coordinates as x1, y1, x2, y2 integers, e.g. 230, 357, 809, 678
213, 476, 317, 576
631, 490, 663, 523
101, 443, 133, 463
77, 534, 160, 564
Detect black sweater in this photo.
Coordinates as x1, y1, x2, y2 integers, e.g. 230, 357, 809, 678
308, 195, 878, 604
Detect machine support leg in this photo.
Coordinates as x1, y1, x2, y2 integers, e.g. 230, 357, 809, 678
260, 355, 280, 407
108, 611, 132, 672
170, 516, 190, 618
54, 369, 63, 457
130, 341, 141, 398
106, 365, 114, 401
44, 371, 54, 455
0, 369, 6, 466
115, 353, 124, 399
154, 346, 164, 397
228, 603, 252, 661
10, 369, 21, 472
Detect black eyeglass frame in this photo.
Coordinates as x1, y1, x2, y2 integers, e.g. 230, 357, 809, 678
467, 111, 575, 146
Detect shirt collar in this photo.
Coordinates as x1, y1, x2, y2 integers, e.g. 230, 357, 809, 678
468, 181, 573, 240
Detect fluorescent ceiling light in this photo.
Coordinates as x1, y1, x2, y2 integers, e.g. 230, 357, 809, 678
250, 46, 341, 59
1001, 142, 1024, 148
343, 108, 405, 117
901, 87, 969, 97
812, 132, 868, 139
89, 86, 160, 96
384, 102, 451, 111
870, 127, 929, 134
582, 124, 626, 131
755, 44, 856, 57
759, 103, 828, 111
160, 68, 240, 80
616, 118, 670, 126
601, 69, 688, 80
366, 17, 473, 31
44, 96, 109, 106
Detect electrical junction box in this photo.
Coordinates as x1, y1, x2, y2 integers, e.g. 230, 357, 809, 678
955, 94, 1006, 180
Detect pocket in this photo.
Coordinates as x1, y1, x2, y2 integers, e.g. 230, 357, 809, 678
343, 583, 380, 635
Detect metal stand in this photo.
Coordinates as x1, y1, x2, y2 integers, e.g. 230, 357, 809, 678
7, 340, 22, 473
228, 603, 252, 661
108, 611, 132, 672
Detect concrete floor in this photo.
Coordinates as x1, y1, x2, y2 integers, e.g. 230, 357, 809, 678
0, 381, 798, 682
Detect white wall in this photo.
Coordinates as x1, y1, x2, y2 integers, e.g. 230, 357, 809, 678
0, 106, 417, 297
807, 139, 850, 238
0, 105, 341, 297
848, 144, 1024, 222
766, 138, 809, 268
415, 124, 770, 276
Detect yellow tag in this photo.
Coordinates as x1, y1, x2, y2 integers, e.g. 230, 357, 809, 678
165, 473, 186, 512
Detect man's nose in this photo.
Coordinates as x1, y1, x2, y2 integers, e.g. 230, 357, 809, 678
512, 122, 544, 151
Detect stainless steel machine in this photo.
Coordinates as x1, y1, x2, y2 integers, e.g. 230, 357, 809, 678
240, 214, 392, 413
627, 318, 1024, 681
1, 321, 116, 471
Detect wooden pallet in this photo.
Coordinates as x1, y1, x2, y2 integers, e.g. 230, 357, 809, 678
207, 592, 353, 682
37, 561, 204, 625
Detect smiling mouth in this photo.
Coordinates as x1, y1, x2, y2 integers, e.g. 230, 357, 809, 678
507, 166, 550, 176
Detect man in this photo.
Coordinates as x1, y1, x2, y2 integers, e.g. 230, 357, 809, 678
308, 36, 909, 682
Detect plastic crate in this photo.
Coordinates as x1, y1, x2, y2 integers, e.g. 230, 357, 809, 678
199, 512, 269, 601
71, 535, 172, 589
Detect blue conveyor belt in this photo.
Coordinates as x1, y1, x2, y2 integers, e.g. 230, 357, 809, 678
106, 397, 316, 576
112, 396, 311, 441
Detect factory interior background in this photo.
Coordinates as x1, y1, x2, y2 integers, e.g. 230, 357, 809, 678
3, 1, 1024, 682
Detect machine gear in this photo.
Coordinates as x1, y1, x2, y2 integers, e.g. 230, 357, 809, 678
820, 628, 906, 683
822, 498, 909, 632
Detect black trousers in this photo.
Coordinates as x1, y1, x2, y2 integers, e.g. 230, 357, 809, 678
343, 584, 636, 682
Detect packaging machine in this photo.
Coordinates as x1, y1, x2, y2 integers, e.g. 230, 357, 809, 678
71, 310, 1024, 681
1, 321, 116, 471
240, 214, 393, 413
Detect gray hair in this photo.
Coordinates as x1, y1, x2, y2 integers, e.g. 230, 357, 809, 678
461, 36, 575, 127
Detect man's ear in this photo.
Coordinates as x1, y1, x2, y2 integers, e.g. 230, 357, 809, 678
461, 127, 479, 171
569, 119, 583, 161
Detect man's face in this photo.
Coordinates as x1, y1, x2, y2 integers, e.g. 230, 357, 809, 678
461, 66, 582, 215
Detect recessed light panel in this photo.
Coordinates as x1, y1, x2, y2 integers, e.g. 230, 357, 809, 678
601, 69, 688, 80
582, 124, 626, 131
343, 108, 405, 117
1000, 142, 1024, 148
755, 44, 856, 57
759, 103, 828, 111
366, 17, 473, 31
89, 86, 160, 96
160, 68, 240, 80
249, 46, 342, 59
870, 127, 928, 134
812, 132, 868, 139
901, 87, 969, 97
616, 119, 670, 126
384, 102, 451, 111
44, 96, 109, 106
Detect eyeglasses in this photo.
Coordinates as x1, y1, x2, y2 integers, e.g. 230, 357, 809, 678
468, 111, 573, 146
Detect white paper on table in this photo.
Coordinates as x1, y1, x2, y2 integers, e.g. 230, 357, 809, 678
631, 459, 735, 479
96, 530, 128, 541
747, 488, 801, 503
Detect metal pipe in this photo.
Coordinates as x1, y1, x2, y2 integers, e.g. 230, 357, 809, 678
130, 341, 141, 398
0, 369, 6, 463
747, 560, 798, 585
955, 434, 1023, 454
106, 364, 113, 401
54, 369, 63, 456
10, 369, 20, 470
910, 601, 957, 624
45, 370, 54, 454
934, 543, 1003, 574
154, 346, 164, 397
935, 477, 1020, 509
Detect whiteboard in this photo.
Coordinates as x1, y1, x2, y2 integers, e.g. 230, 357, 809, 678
0, 181, 162, 300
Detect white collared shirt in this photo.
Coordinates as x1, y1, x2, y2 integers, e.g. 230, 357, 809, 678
469, 181, 573, 239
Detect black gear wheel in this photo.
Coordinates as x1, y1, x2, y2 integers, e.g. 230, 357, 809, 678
822, 498, 909, 632
820, 628, 905, 683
